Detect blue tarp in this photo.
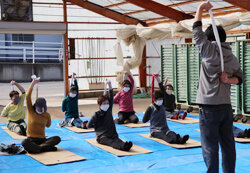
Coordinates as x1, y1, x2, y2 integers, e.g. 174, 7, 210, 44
0, 112, 249, 173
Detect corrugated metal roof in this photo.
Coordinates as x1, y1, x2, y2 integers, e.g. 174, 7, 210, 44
32, 0, 249, 26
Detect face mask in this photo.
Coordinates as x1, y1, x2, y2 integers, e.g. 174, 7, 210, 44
166, 90, 173, 95
70, 93, 77, 98
101, 104, 109, 112
156, 99, 163, 106
13, 97, 20, 104
36, 107, 45, 114
123, 87, 130, 92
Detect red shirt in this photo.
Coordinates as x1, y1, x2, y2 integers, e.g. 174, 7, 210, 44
114, 75, 134, 112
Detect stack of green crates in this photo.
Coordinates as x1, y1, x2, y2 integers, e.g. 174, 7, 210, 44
161, 40, 250, 117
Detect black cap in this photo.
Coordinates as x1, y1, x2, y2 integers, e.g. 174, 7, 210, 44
35, 97, 47, 110
70, 86, 77, 92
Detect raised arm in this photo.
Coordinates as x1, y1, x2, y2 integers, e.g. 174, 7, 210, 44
62, 98, 66, 112
71, 73, 79, 94
163, 77, 168, 87
142, 106, 153, 123
106, 80, 114, 107
155, 75, 166, 94
113, 92, 120, 104
193, 2, 216, 59
26, 79, 39, 111
11, 81, 25, 93
127, 73, 134, 91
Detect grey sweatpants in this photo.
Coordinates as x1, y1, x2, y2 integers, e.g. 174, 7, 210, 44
7, 120, 27, 135
199, 104, 236, 173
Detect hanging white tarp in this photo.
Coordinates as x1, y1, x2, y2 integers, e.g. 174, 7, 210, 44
114, 12, 250, 84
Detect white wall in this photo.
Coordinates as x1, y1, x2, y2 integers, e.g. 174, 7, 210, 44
146, 38, 185, 88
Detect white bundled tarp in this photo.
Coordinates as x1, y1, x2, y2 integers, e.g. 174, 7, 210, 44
114, 11, 250, 90
115, 25, 146, 93
240, 12, 250, 25
177, 12, 244, 37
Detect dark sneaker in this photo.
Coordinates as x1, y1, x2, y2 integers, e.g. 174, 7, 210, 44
124, 141, 133, 151
179, 135, 189, 144
237, 132, 244, 138
247, 129, 250, 138
243, 129, 248, 138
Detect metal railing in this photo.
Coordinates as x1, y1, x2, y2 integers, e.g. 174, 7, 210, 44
0, 40, 63, 63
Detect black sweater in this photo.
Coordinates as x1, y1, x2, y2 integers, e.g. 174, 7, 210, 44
87, 89, 118, 139
159, 82, 176, 112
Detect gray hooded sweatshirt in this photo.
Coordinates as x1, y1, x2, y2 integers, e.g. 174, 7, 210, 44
193, 21, 244, 105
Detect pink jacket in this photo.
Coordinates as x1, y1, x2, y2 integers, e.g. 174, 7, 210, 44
114, 74, 134, 112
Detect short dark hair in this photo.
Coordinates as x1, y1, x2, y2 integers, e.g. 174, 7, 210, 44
70, 86, 77, 92
166, 84, 174, 91
205, 25, 226, 42
97, 95, 109, 105
9, 90, 19, 98
153, 90, 163, 101
122, 80, 131, 87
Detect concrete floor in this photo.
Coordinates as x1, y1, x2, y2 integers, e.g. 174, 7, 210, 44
0, 81, 152, 123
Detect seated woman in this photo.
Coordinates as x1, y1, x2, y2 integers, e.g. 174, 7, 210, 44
21, 79, 61, 153
155, 75, 187, 120
62, 73, 87, 129
114, 71, 139, 124
1, 81, 26, 136
87, 80, 133, 151
143, 90, 189, 144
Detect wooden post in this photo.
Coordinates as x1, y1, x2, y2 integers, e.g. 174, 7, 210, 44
185, 38, 192, 43
139, 46, 147, 90
63, 0, 69, 96
69, 38, 75, 59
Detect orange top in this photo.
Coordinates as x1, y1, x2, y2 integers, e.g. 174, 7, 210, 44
26, 88, 51, 138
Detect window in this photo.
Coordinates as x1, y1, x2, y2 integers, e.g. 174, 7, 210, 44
12, 34, 34, 44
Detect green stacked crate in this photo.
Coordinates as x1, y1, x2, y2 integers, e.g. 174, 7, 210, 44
175, 44, 187, 103
187, 44, 200, 105
230, 42, 241, 114
161, 44, 175, 90
241, 41, 250, 115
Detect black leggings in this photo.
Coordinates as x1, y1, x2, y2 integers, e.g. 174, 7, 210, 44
117, 111, 139, 124
97, 136, 126, 151
151, 131, 183, 144
22, 136, 61, 153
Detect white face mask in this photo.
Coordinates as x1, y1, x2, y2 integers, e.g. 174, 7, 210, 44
101, 104, 109, 112
123, 87, 130, 92
166, 90, 173, 95
156, 99, 163, 106
36, 107, 45, 114
70, 93, 77, 98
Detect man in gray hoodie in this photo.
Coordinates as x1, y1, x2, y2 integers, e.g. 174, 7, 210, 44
193, 2, 244, 173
